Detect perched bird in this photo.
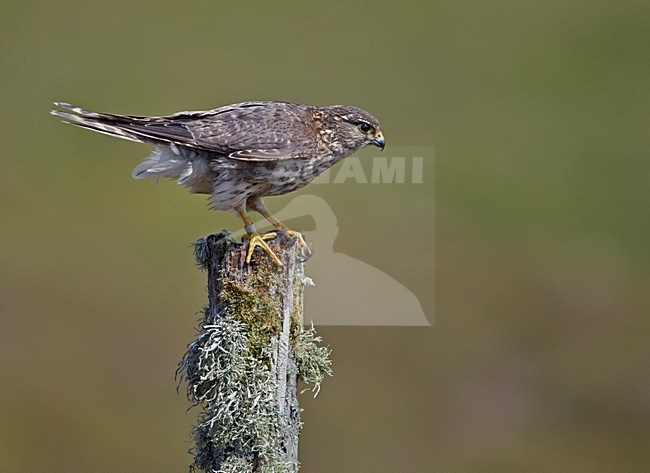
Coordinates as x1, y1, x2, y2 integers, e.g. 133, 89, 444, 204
51, 101, 385, 265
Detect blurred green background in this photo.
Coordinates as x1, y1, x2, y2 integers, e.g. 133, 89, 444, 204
1, 1, 649, 471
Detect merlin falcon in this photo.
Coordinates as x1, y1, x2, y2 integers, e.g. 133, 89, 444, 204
51, 101, 385, 265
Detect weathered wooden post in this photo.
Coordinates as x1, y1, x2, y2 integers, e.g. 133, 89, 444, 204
178, 231, 331, 472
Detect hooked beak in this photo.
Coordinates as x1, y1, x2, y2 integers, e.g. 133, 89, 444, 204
372, 131, 385, 151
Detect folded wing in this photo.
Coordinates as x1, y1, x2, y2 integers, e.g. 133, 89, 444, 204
51, 101, 315, 161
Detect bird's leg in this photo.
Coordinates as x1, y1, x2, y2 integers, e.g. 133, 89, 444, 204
238, 208, 282, 266
246, 197, 309, 249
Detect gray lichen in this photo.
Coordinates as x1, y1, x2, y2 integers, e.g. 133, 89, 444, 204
192, 231, 232, 271
295, 323, 332, 396
180, 306, 292, 472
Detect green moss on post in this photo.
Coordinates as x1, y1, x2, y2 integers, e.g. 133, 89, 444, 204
178, 231, 331, 472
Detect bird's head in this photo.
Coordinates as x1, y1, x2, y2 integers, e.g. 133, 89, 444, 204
322, 105, 385, 154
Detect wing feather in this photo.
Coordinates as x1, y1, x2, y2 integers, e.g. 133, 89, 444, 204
51, 101, 317, 161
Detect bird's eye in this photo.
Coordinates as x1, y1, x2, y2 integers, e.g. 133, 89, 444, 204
358, 123, 373, 134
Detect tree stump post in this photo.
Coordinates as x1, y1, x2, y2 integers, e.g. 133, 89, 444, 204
178, 231, 331, 473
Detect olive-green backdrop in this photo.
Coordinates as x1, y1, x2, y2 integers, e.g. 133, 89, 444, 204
1, 1, 648, 471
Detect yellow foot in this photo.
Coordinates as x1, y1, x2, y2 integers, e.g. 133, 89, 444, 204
280, 229, 313, 260
242, 232, 282, 266
283, 229, 308, 249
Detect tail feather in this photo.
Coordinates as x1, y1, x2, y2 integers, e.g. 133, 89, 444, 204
51, 102, 213, 193
50, 103, 147, 144
51, 102, 198, 148
53, 102, 115, 119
